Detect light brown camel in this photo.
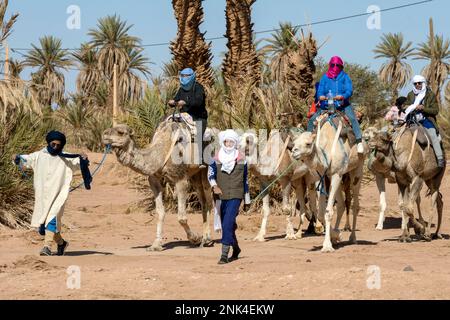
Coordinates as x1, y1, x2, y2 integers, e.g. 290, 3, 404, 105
292, 114, 368, 252
102, 121, 213, 251
240, 130, 322, 242
364, 127, 422, 230
366, 126, 445, 242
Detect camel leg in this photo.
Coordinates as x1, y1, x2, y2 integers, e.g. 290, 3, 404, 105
349, 170, 362, 244
195, 171, 212, 247
304, 180, 319, 234
425, 178, 443, 240
375, 174, 387, 230
175, 179, 202, 244
254, 186, 270, 242
295, 179, 311, 238
398, 184, 412, 243
416, 194, 425, 226
322, 174, 342, 253
331, 187, 344, 244
408, 176, 426, 239
285, 179, 303, 240
147, 176, 165, 251
343, 177, 352, 232
281, 178, 291, 215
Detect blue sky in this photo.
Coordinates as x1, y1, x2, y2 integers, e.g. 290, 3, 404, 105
4, 0, 448, 93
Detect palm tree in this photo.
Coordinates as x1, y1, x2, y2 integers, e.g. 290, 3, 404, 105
88, 15, 150, 112
374, 32, 414, 101
72, 43, 102, 97
415, 19, 450, 106
222, 0, 260, 88
23, 35, 73, 108
7, 58, 24, 80
261, 22, 300, 83
170, 0, 214, 88
0, 0, 19, 43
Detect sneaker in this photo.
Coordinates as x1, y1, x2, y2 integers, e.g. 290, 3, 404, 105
229, 246, 241, 261
218, 256, 229, 264
40, 246, 52, 256
56, 240, 69, 256
357, 142, 364, 154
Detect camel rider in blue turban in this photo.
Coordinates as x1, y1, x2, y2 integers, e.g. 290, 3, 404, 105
169, 68, 208, 167
12, 130, 92, 256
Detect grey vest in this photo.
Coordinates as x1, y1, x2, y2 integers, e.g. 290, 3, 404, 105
216, 162, 245, 200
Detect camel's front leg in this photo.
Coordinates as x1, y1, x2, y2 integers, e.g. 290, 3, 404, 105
285, 179, 303, 240
349, 169, 363, 244
147, 176, 165, 252
254, 191, 270, 242
407, 176, 426, 239
322, 174, 342, 252
281, 177, 291, 215
398, 184, 412, 243
332, 186, 345, 244
198, 172, 213, 247
375, 174, 387, 230
176, 179, 201, 244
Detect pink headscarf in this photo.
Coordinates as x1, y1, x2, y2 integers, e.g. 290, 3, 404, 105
326, 56, 344, 79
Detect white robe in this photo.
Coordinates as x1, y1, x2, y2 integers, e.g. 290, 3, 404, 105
20, 148, 80, 232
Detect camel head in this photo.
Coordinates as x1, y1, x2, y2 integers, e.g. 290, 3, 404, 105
291, 132, 316, 160
239, 132, 258, 157
364, 127, 391, 154
102, 124, 135, 149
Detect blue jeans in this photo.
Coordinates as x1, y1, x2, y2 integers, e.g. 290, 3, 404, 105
220, 199, 241, 246
307, 105, 362, 142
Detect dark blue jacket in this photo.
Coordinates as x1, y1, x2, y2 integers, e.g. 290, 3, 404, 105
317, 72, 353, 109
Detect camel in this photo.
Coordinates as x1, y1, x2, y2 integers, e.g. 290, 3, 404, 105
366, 125, 445, 242
102, 121, 214, 251
240, 129, 322, 242
364, 127, 422, 230
292, 113, 368, 252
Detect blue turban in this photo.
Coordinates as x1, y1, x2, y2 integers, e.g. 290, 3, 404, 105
179, 68, 196, 91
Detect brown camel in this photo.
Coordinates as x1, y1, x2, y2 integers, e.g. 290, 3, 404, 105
102, 121, 214, 251
367, 125, 445, 242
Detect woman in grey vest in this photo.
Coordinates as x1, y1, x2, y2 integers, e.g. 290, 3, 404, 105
208, 130, 251, 264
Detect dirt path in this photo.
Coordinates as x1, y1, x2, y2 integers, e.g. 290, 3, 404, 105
1, 152, 449, 300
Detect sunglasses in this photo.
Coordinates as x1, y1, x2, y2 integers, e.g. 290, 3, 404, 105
414, 82, 423, 85
330, 64, 343, 68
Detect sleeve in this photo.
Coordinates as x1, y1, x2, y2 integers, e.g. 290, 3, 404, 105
317, 75, 327, 98
244, 163, 251, 204
405, 92, 414, 106
423, 91, 439, 116
208, 161, 218, 187
18, 151, 39, 170
342, 74, 353, 99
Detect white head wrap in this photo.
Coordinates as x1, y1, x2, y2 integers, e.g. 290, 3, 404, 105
218, 129, 240, 174
404, 75, 427, 120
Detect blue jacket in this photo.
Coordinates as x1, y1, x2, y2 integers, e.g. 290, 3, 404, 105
317, 72, 353, 109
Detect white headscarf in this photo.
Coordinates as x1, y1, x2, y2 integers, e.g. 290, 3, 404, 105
218, 129, 240, 174
405, 75, 427, 120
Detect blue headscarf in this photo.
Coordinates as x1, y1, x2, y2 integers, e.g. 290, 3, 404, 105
179, 68, 196, 91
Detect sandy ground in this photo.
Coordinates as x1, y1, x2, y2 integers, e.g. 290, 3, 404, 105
1, 152, 449, 300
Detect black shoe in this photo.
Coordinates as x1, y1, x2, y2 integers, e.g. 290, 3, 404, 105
229, 246, 241, 261
56, 240, 69, 256
40, 246, 52, 256
218, 256, 229, 264
437, 159, 446, 168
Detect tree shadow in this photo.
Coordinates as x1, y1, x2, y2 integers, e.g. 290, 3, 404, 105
65, 251, 113, 256
308, 240, 378, 252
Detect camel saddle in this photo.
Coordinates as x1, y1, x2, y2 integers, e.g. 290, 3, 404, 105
408, 124, 432, 148
316, 112, 357, 146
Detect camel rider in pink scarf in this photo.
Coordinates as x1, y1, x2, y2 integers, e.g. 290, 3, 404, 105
307, 56, 364, 154
169, 67, 208, 167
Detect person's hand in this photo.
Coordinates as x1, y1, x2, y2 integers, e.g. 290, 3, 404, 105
80, 152, 88, 160
416, 104, 424, 111
212, 185, 223, 195
177, 100, 186, 107
168, 100, 176, 107
319, 96, 326, 101
335, 95, 344, 101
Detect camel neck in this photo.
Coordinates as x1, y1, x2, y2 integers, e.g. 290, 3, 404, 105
114, 141, 158, 176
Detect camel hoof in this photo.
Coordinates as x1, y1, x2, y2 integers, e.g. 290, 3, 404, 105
285, 234, 298, 240
253, 235, 266, 242
375, 224, 383, 231
349, 235, 357, 244
433, 233, 443, 240
321, 245, 335, 253
422, 234, 432, 242
331, 230, 342, 244
294, 232, 303, 239
147, 244, 164, 252
399, 236, 412, 243
188, 233, 202, 245
199, 238, 214, 248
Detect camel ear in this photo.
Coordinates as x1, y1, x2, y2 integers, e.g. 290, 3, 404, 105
310, 133, 317, 141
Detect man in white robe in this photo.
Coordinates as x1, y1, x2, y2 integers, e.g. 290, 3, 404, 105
13, 131, 88, 256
